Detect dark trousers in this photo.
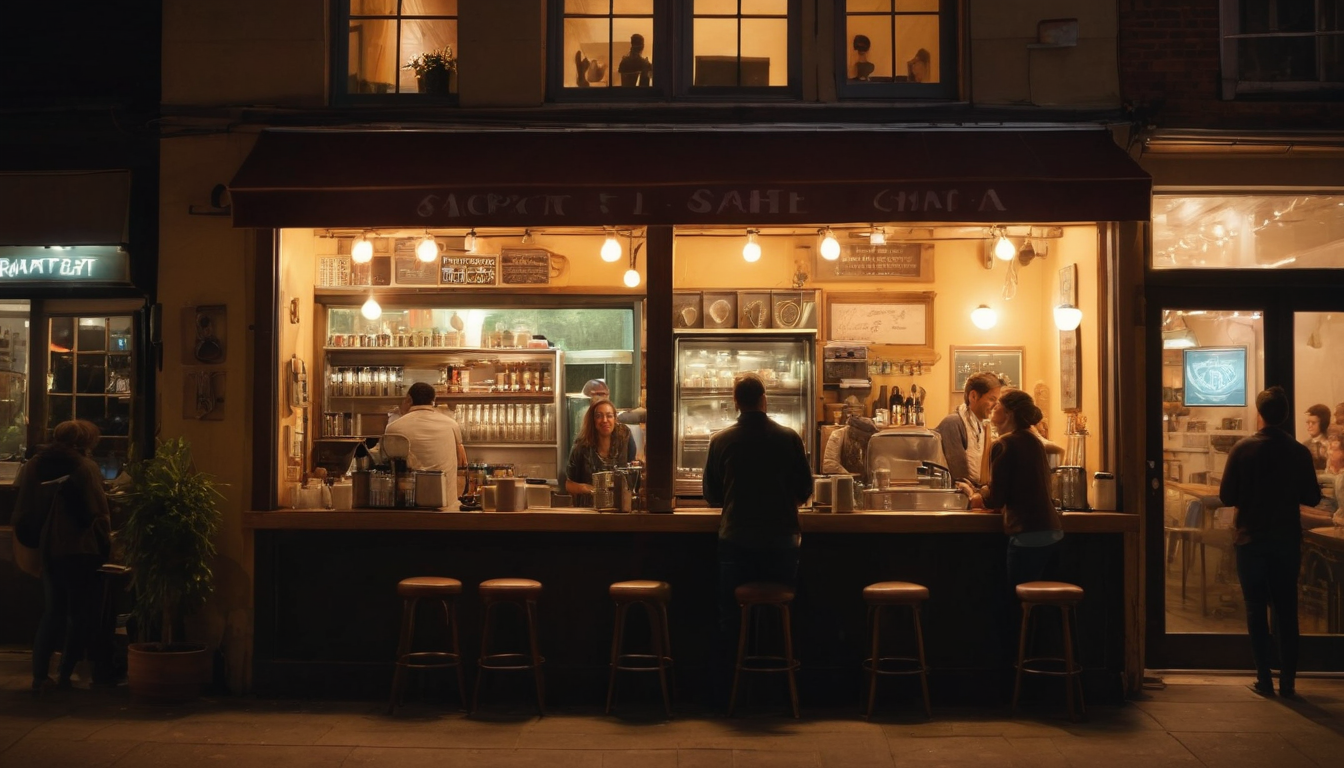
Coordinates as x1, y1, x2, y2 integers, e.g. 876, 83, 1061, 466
1236, 536, 1301, 689
715, 539, 800, 700
33, 554, 104, 683
999, 539, 1064, 666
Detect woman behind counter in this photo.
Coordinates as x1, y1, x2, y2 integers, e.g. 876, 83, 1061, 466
565, 399, 636, 506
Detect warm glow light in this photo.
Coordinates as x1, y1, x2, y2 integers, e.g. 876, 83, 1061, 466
993, 235, 1016, 261
463, 229, 477, 253
623, 268, 641, 288
351, 233, 373, 264
971, 304, 998, 329
416, 235, 439, 262
1054, 304, 1083, 331
819, 228, 840, 261
360, 296, 382, 320
601, 235, 622, 262
743, 230, 761, 262
869, 229, 886, 245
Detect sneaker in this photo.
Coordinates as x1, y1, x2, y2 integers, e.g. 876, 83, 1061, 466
1247, 681, 1276, 697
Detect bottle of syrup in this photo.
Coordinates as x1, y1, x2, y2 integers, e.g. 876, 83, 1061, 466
890, 386, 904, 426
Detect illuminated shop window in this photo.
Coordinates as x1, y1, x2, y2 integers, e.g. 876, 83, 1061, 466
47, 316, 134, 478
840, 0, 956, 99
689, 0, 792, 88
561, 0, 657, 90
344, 1, 458, 98
1153, 194, 1344, 270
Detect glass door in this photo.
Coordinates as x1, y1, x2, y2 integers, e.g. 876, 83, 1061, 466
47, 315, 134, 479
1294, 312, 1344, 637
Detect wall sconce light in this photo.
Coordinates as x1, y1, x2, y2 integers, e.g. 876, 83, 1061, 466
869, 227, 886, 245
351, 232, 374, 264
992, 228, 1017, 261
415, 234, 439, 262
623, 241, 643, 288
1053, 304, 1083, 331
600, 231, 622, 262
819, 227, 840, 261
742, 229, 762, 262
971, 304, 998, 329
463, 229, 477, 253
360, 294, 382, 320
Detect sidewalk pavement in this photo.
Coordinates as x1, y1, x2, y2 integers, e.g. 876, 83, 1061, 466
2, 651, 1342, 768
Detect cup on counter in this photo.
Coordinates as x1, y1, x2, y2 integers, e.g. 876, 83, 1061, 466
330, 482, 353, 510
874, 468, 891, 490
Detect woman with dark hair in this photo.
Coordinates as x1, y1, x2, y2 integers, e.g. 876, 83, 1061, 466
14, 419, 112, 694
565, 399, 636, 505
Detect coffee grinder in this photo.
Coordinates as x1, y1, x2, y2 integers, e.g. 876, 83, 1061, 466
379, 433, 415, 508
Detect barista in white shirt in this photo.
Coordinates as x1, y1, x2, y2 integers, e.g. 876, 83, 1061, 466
385, 382, 467, 509
932, 371, 1002, 484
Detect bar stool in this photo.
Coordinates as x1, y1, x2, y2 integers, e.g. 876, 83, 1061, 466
1012, 581, 1085, 721
729, 581, 800, 718
472, 578, 545, 715
387, 576, 467, 714
862, 581, 931, 719
605, 580, 674, 717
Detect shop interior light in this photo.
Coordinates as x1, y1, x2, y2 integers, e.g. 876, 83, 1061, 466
463, 229, 477, 253
993, 230, 1017, 261
1054, 304, 1083, 331
742, 229, 762, 262
869, 228, 886, 245
624, 240, 642, 288
971, 304, 998, 330
819, 228, 841, 261
415, 234, 439, 263
360, 295, 382, 320
351, 232, 374, 264
601, 232, 622, 262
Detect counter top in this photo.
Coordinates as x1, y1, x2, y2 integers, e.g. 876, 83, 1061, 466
243, 508, 1137, 534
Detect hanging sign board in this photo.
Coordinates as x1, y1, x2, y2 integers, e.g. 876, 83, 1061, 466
0, 246, 131, 283
440, 254, 498, 286
499, 248, 553, 285
813, 242, 933, 282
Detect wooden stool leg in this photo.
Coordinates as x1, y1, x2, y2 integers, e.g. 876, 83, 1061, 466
780, 603, 799, 719
728, 603, 750, 717
606, 602, 627, 714
659, 600, 677, 711
865, 605, 880, 719
526, 599, 545, 716
472, 600, 495, 714
649, 601, 673, 718
1061, 605, 1077, 722
1012, 603, 1032, 713
912, 603, 931, 719
387, 597, 417, 715
447, 597, 467, 712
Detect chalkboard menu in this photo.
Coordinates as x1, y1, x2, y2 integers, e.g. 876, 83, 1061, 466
441, 254, 498, 286
814, 242, 933, 282
392, 239, 440, 285
500, 248, 553, 285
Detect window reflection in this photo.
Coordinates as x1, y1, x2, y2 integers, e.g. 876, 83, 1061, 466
1153, 194, 1344, 269
348, 1, 458, 96
563, 1, 656, 89
845, 0, 941, 84
692, 0, 788, 87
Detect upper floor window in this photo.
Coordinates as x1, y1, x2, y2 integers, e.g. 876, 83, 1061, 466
1220, 0, 1343, 98
687, 0, 793, 89
839, 0, 957, 99
560, 1, 660, 93
343, 1, 458, 99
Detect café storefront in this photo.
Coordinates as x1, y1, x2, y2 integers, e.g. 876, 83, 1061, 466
230, 127, 1151, 703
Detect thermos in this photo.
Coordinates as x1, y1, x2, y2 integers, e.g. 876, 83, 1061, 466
1092, 471, 1117, 510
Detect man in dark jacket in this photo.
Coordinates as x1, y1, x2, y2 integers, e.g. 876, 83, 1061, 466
1219, 386, 1321, 698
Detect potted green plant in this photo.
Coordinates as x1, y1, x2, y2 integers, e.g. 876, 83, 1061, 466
404, 45, 456, 94
119, 437, 224, 705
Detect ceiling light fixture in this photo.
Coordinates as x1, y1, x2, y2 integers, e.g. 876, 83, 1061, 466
415, 234, 439, 263
993, 228, 1017, 261
623, 241, 642, 288
463, 229, 477, 253
819, 228, 841, 261
351, 232, 374, 264
869, 227, 886, 246
1054, 304, 1083, 331
971, 304, 998, 330
742, 229, 762, 262
600, 231, 622, 262
360, 295, 382, 320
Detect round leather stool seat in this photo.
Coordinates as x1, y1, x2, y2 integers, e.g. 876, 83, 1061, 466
1016, 581, 1084, 604
610, 580, 671, 602
863, 581, 929, 605
480, 578, 543, 599
397, 576, 463, 599
735, 582, 795, 604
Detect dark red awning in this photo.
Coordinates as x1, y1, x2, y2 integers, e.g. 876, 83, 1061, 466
229, 128, 1150, 228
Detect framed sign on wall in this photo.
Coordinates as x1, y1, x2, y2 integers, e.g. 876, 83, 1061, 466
824, 291, 936, 363
950, 346, 1024, 394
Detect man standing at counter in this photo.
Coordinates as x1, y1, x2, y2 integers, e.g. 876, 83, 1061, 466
703, 373, 812, 697
934, 372, 1002, 484
1220, 386, 1321, 698
385, 382, 465, 510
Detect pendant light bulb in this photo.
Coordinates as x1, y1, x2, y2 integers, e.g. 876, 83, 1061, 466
360, 295, 382, 320
601, 234, 622, 262
993, 234, 1016, 261
351, 233, 374, 264
819, 228, 841, 261
742, 230, 761, 262
869, 228, 886, 246
623, 268, 641, 288
416, 234, 439, 263
463, 229, 477, 253
1054, 304, 1083, 331
971, 304, 998, 330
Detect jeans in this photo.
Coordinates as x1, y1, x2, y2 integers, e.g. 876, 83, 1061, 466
33, 554, 104, 683
1235, 535, 1301, 690
715, 539, 800, 699
999, 539, 1064, 666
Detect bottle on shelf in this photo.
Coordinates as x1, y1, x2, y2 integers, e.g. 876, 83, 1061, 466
872, 384, 888, 420
890, 386, 904, 426
904, 385, 916, 426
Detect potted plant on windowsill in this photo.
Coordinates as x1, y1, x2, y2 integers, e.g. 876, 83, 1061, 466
404, 45, 456, 95
119, 437, 224, 705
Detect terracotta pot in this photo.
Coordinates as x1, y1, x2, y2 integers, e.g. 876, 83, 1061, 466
127, 642, 210, 705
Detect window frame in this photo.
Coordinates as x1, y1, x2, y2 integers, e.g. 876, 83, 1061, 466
548, 0, 672, 102
834, 0, 959, 101
333, 1, 460, 106
678, 0, 802, 99
1219, 0, 1344, 99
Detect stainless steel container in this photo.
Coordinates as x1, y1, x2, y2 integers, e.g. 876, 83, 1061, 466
414, 470, 448, 509
593, 470, 617, 510
1053, 466, 1089, 510
865, 428, 948, 486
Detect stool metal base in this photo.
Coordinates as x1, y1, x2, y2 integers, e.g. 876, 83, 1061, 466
387, 595, 467, 715
1012, 601, 1085, 721
472, 595, 546, 716
863, 601, 931, 719
606, 597, 674, 718
729, 601, 800, 719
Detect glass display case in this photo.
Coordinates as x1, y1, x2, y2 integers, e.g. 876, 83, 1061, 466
673, 331, 815, 497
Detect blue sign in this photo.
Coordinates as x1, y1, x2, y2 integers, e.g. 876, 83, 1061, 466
1183, 347, 1247, 408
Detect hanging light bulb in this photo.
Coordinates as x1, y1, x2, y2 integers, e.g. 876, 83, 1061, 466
463, 229, 477, 253
742, 229, 762, 262
819, 228, 840, 261
360, 295, 382, 320
971, 304, 998, 330
351, 232, 374, 264
623, 268, 641, 288
1054, 304, 1083, 331
869, 228, 886, 245
993, 230, 1017, 261
415, 234, 439, 262
600, 232, 622, 262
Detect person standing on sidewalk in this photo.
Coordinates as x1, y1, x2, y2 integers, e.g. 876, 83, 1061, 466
1219, 386, 1321, 698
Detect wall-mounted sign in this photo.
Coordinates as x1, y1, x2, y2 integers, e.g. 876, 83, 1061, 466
499, 248, 553, 285
813, 243, 933, 282
392, 239, 439, 286
0, 246, 130, 283
441, 254, 497, 286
